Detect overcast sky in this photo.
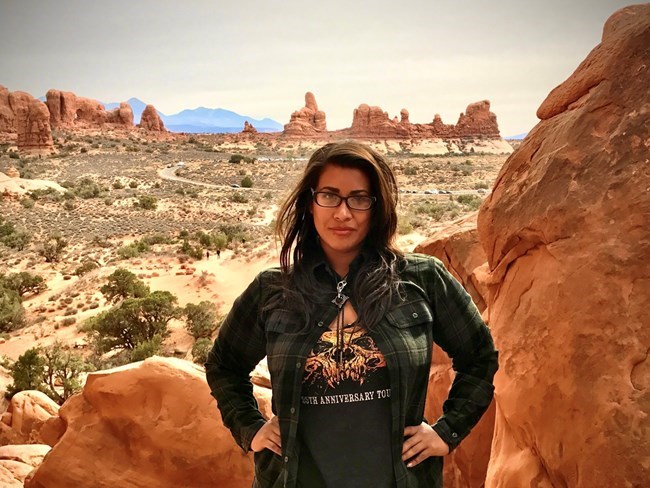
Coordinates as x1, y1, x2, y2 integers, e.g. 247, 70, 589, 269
0, 0, 635, 136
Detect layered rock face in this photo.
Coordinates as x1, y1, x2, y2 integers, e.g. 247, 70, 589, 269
349, 100, 500, 139
476, 5, 649, 487
46, 89, 134, 130
283, 91, 327, 135
0, 88, 54, 152
26, 357, 272, 488
138, 104, 166, 131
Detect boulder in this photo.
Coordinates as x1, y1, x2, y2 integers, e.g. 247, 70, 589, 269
139, 104, 166, 132
0, 391, 59, 446
283, 91, 327, 135
26, 357, 272, 488
478, 5, 649, 487
0, 85, 15, 134
0, 444, 50, 488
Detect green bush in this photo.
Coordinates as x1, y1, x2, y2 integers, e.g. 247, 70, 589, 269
230, 192, 248, 203
20, 198, 35, 209
192, 338, 213, 365
455, 194, 482, 210
129, 181, 138, 189
0, 285, 25, 332
74, 260, 100, 276
241, 176, 253, 188
184, 301, 219, 339
0, 272, 46, 297
74, 177, 101, 199
100, 268, 150, 303
117, 240, 151, 259
134, 195, 158, 210
403, 165, 418, 176
112, 181, 125, 190
39, 233, 68, 262
179, 240, 204, 260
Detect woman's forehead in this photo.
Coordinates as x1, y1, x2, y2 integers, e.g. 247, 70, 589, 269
316, 164, 371, 191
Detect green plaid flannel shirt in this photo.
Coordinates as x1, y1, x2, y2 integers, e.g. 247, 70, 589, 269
206, 252, 498, 488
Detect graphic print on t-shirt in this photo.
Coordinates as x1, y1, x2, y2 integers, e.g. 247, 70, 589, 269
303, 327, 386, 393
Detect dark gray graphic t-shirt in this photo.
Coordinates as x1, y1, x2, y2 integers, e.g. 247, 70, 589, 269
297, 326, 395, 488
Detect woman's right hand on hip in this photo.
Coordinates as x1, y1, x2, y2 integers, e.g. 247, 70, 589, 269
251, 416, 282, 455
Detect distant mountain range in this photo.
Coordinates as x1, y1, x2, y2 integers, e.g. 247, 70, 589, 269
504, 133, 528, 140
103, 98, 283, 133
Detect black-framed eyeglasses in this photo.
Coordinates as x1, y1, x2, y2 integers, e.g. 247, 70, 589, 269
311, 189, 376, 211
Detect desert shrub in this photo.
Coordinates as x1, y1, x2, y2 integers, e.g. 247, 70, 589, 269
403, 165, 418, 176
192, 338, 213, 365
0, 286, 25, 332
397, 218, 414, 235
5, 349, 44, 398
130, 334, 164, 362
61, 317, 76, 326
241, 176, 253, 188
451, 163, 474, 176
5, 344, 91, 404
128, 181, 138, 189
230, 192, 248, 203
178, 230, 190, 239
100, 268, 150, 303
134, 195, 158, 210
0, 272, 46, 297
473, 181, 489, 190
63, 200, 75, 211
456, 194, 482, 210
74, 177, 101, 199
179, 240, 204, 260
112, 180, 125, 189
19, 198, 35, 209
141, 233, 172, 246
184, 301, 219, 339
218, 224, 248, 244
117, 240, 150, 259
175, 188, 186, 196
0, 218, 30, 251
229, 154, 244, 164
8, 151, 19, 159
74, 260, 100, 276
263, 191, 273, 200
85, 291, 177, 354
38, 233, 68, 262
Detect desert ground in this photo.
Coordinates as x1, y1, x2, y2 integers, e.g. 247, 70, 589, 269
0, 131, 511, 369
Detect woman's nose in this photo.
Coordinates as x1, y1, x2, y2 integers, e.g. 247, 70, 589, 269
333, 201, 352, 219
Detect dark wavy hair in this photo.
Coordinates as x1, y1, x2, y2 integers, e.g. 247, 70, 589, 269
273, 141, 404, 328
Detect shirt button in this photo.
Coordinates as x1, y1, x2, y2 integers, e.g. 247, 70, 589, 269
452, 432, 458, 438
290, 407, 295, 414
317, 321, 324, 327
412, 312, 418, 318
284, 456, 289, 463
296, 361, 301, 368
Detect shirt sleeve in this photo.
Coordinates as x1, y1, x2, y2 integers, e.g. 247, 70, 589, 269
426, 257, 499, 451
205, 271, 269, 453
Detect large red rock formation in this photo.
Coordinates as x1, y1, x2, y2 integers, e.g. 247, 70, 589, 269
349, 100, 500, 139
26, 357, 272, 488
138, 104, 166, 131
0, 85, 15, 135
283, 91, 327, 135
0, 391, 59, 446
0, 86, 54, 152
477, 5, 649, 487
416, 213, 495, 488
45, 89, 134, 130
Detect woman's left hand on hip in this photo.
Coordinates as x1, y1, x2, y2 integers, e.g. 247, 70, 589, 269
402, 422, 450, 468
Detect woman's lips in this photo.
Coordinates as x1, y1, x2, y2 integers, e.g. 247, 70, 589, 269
330, 227, 355, 236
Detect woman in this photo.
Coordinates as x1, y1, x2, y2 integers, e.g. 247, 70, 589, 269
206, 141, 498, 488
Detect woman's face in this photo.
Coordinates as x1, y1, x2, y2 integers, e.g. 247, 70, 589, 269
311, 164, 373, 268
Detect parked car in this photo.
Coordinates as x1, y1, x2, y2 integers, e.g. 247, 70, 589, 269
424, 189, 439, 195
439, 190, 452, 194
230, 183, 241, 188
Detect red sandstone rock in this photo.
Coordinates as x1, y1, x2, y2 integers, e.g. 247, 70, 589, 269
139, 104, 166, 131
0, 85, 15, 134
26, 357, 272, 488
283, 92, 327, 135
0, 445, 51, 488
349, 100, 499, 139
242, 120, 257, 134
415, 212, 488, 312
477, 5, 649, 487
0, 391, 59, 446
46, 89, 134, 130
